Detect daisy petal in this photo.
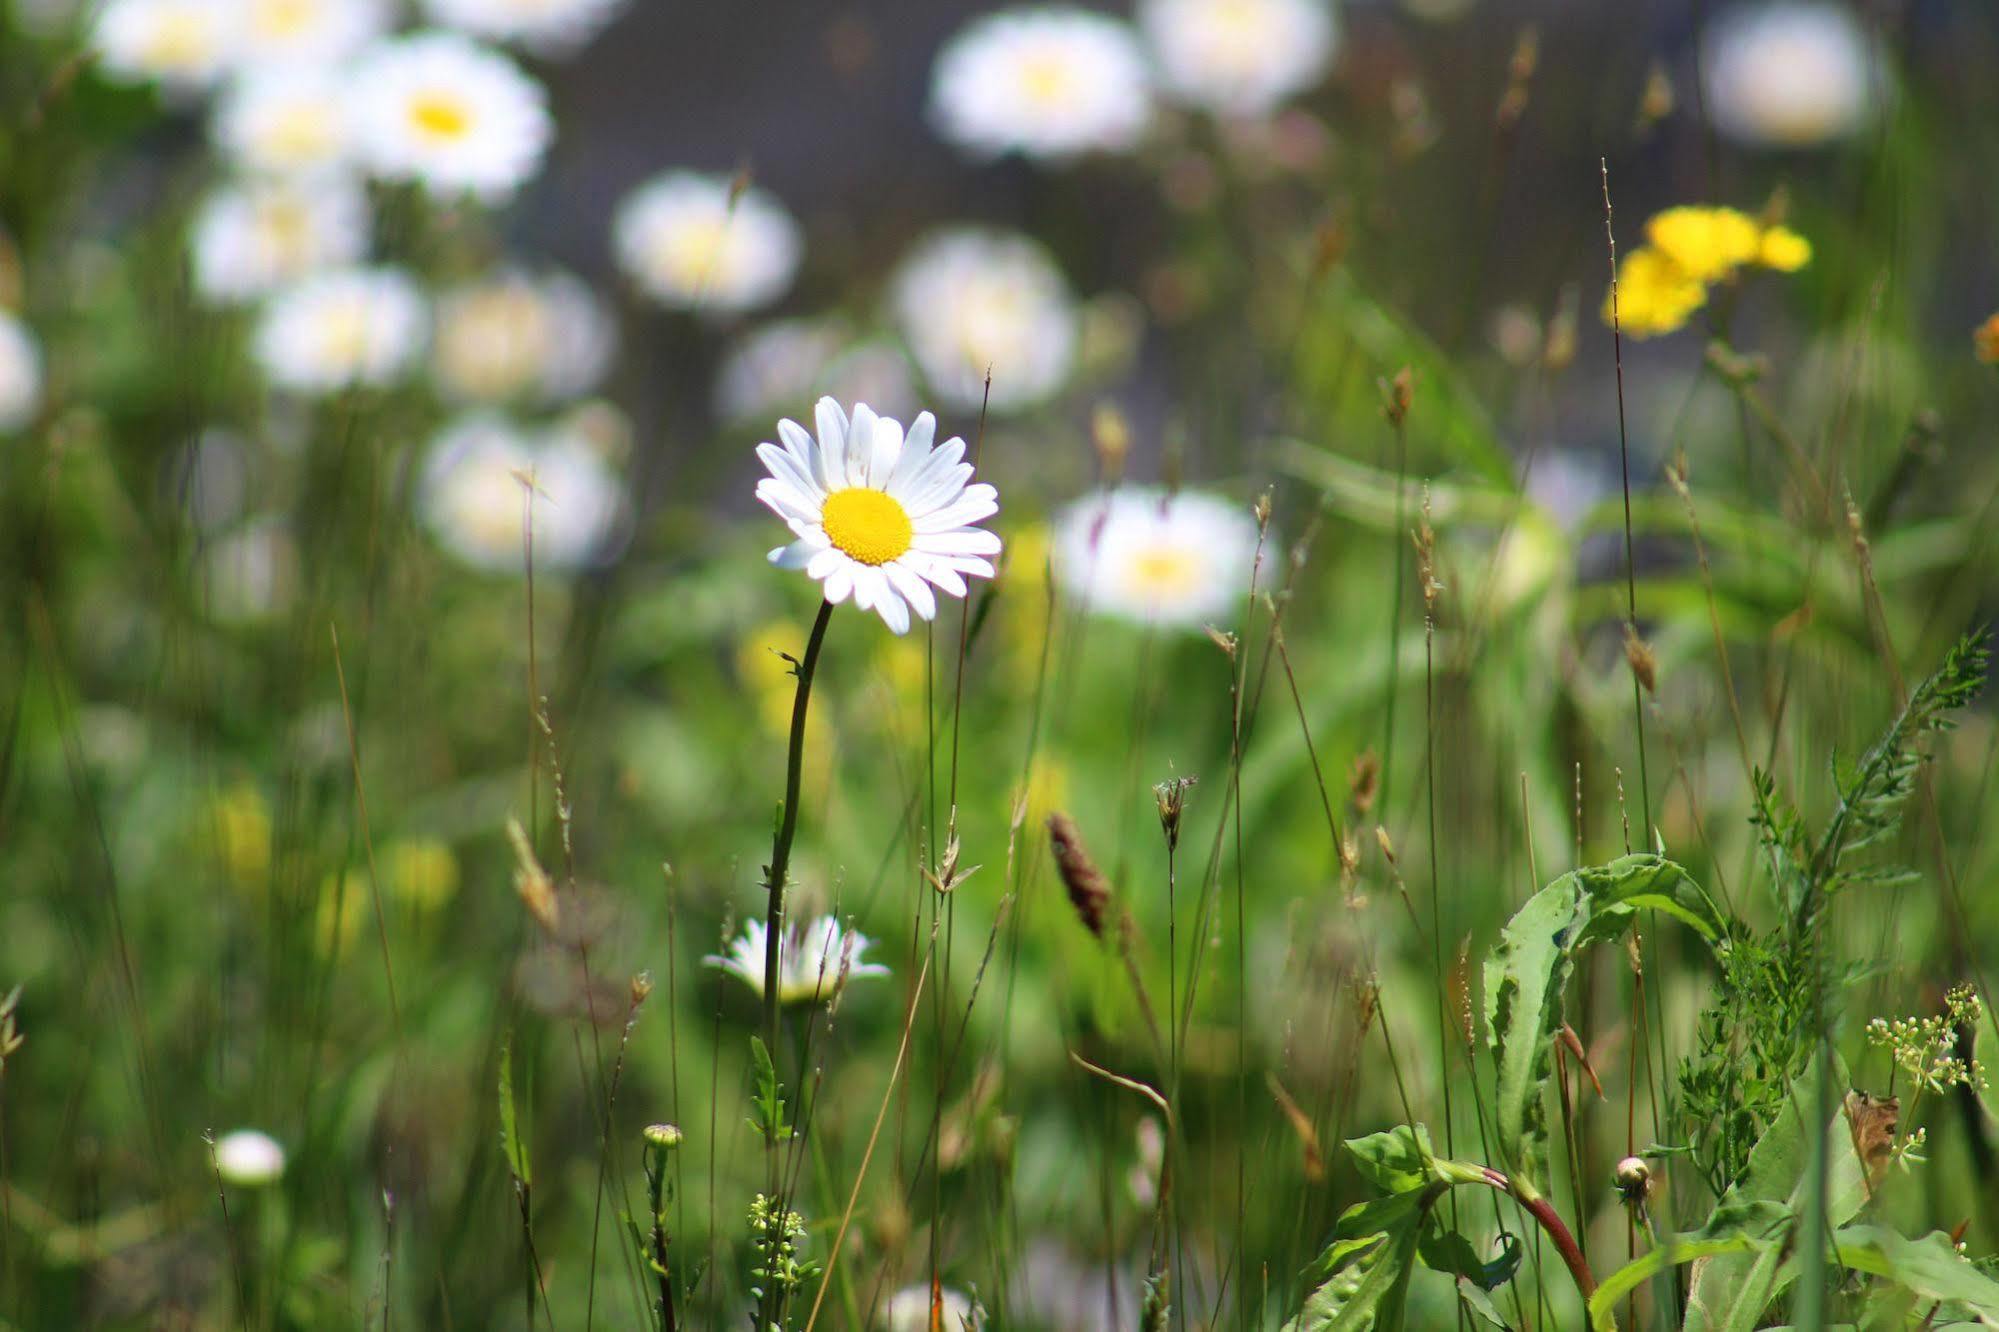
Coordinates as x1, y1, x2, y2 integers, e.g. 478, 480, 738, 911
913, 528, 1002, 557
769, 541, 814, 569
877, 587, 911, 634
824, 565, 854, 604
805, 547, 845, 578
867, 414, 904, 488
885, 561, 937, 620
814, 397, 849, 489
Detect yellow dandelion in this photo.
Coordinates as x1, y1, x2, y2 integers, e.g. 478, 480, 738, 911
1604, 247, 1707, 338
1644, 206, 1762, 283
1975, 314, 1999, 365
1756, 225, 1812, 273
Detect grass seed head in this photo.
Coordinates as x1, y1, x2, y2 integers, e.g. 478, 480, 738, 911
1047, 811, 1110, 939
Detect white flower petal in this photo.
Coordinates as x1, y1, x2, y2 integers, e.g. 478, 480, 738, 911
824, 565, 855, 604
805, 546, 846, 579
913, 528, 1002, 557
876, 586, 911, 634
867, 413, 904, 488
846, 402, 880, 488
815, 397, 850, 489
769, 541, 814, 569
885, 561, 937, 621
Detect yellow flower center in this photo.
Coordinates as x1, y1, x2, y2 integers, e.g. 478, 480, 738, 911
408, 93, 474, 142
1019, 52, 1076, 107
255, 0, 318, 40
1126, 546, 1203, 599
821, 488, 913, 566
144, 14, 212, 70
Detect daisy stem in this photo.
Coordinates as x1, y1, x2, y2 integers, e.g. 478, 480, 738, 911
763, 596, 836, 1111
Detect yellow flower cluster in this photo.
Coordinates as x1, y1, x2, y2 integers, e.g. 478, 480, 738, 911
1603, 206, 1812, 338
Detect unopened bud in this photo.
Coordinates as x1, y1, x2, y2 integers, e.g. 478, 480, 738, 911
1614, 1156, 1651, 1204
644, 1123, 684, 1153
1152, 776, 1196, 852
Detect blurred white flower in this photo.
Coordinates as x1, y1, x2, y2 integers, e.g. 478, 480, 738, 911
421, 0, 629, 54
434, 271, 615, 405
613, 171, 802, 315
0, 313, 44, 433
254, 267, 426, 393
204, 517, 301, 622
884, 1284, 982, 1332
239, 0, 385, 66
214, 67, 356, 177
192, 176, 371, 304
705, 915, 890, 1006
351, 32, 552, 199
419, 413, 626, 573
1139, 0, 1337, 117
929, 7, 1151, 161
92, 0, 244, 91
890, 228, 1078, 414
1055, 487, 1264, 628
759, 397, 1002, 635
168, 431, 251, 531
715, 319, 916, 424
213, 1129, 287, 1187
1701, 3, 1876, 148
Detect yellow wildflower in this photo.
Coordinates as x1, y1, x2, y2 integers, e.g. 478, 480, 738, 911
737, 617, 809, 735
1975, 314, 1999, 365
209, 784, 272, 892
385, 839, 459, 912
315, 870, 370, 955
1645, 206, 1762, 282
1757, 226, 1812, 272
1604, 247, 1706, 338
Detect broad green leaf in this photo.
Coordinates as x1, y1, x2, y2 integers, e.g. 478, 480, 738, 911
498, 1033, 530, 1187
1824, 1226, 1999, 1323
1346, 1124, 1440, 1196
1684, 1055, 1868, 1332
1454, 1279, 1510, 1329
1420, 1227, 1522, 1291
1286, 1187, 1435, 1331
1589, 1201, 1791, 1330
1484, 855, 1726, 1194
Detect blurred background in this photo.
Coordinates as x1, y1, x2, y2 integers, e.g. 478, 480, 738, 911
7, 0, 1999, 1328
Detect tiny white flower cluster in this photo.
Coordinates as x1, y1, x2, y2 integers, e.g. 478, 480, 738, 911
928, 0, 1341, 163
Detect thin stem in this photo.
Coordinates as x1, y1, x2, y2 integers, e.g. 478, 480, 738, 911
762, 598, 837, 1062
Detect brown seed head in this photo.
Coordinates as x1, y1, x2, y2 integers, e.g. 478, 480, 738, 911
1047, 812, 1111, 939
1623, 624, 1657, 695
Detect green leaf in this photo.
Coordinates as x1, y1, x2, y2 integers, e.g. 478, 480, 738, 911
498, 1033, 531, 1187
1286, 1188, 1434, 1331
1346, 1124, 1439, 1196
1454, 1280, 1510, 1329
1484, 855, 1726, 1193
1420, 1227, 1521, 1291
1824, 1226, 1999, 1322
747, 1036, 791, 1144
1683, 1055, 1869, 1332
1590, 1200, 1791, 1329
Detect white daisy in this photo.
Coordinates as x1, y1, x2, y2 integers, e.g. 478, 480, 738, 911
213, 67, 356, 178
889, 228, 1078, 414
715, 318, 917, 424
212, 1129, 287, 1187
433, 271, 615, 405
239, 0, 386, 66
421, 0, 630, 54
92, 0, 244, 91
758, 397, 1003, 636
204, 517, 301, 622
1139, 0, 1337, 118
1054, 487, 1264, 628
0, 313, 44, 433
929, 7, 1152, 161
613, 170, 802, 315
254, 267, 427, 394
704, 915, 890, 1006
351, 32, 552, 200
418, 412, 626, 573
191, 176, 371, 304
1700, 3, 1876, 148
885, 1285, 983, 1332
